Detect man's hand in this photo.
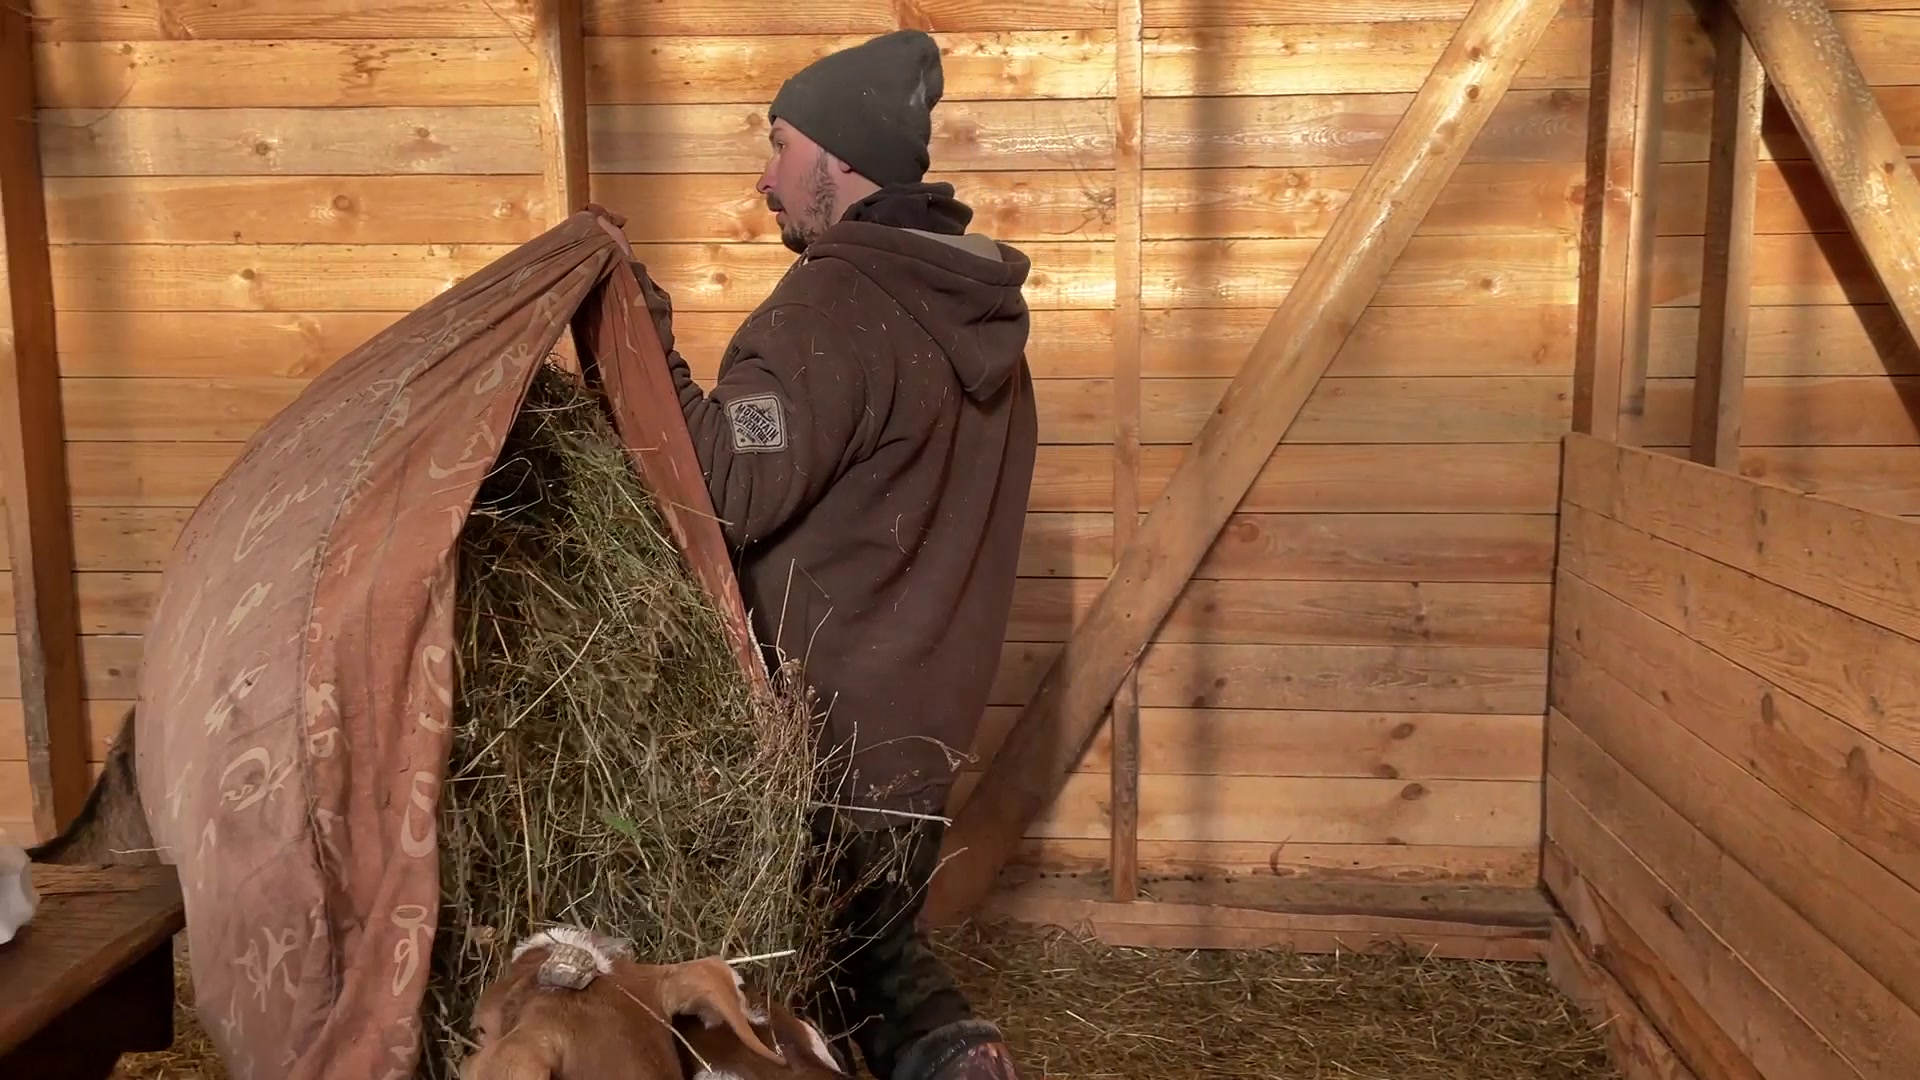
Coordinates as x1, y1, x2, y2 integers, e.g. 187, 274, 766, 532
627, 260, 677, 355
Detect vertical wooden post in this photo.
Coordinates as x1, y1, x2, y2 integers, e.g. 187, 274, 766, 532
0, 4, 90, 838
534, 0, 590, 223
1572, 0, 1668, 445
1689, 1, 1763, 470
1727, 0, 1920, 350
1108, 0, 1145, 903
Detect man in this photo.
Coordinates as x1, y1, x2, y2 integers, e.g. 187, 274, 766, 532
626, 28, 1036, 1080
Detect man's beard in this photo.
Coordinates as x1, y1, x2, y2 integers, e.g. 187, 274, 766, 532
772, 159, 837, 254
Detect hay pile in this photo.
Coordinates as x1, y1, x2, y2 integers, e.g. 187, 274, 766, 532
419, 361, 881, 1077
940, 924, 1621, 1079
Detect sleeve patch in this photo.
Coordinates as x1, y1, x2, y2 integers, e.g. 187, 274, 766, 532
725, 392, 788, 453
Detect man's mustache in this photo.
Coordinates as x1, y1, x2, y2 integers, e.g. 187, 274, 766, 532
766, 195, 783, 212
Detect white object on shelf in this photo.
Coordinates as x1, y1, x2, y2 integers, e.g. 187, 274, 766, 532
0, 826, 38, 945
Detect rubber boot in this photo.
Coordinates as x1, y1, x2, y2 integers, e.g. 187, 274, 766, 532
812, 820, 1026, 1079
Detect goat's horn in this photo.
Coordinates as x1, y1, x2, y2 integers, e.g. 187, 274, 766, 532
536, 942, 603, 990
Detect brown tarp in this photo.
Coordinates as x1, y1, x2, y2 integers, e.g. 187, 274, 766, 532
131, 207, 764, 1079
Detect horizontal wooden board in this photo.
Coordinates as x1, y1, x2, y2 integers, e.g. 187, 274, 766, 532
1143, 162, 1581, 240
834, 511, 1555, 583
584, 0, 1116, 34
1652, 231, 1884, 308
1146, 86, 1920, 170
990, 640, 1548, 714
1639, 376, 1920, 447
0, 504, 1085, 578
52, 310, 406, 378
23, 0, 1120, 37
0, 572, 154, 635
1554, 571, 1920, 899
0, 507, 191, 572
49, 375, 1111, 445
1006, 577, 1551, 648
35, 38, 539, 108
1142, 89, 1587, 169
587, 100, 1115, 173
45, 241, 1115, 311
44, 170, 1115, 246
6, 501, 1551, 587
43, 175, 550, 245
47, 308, 1120, 381
37, 106, 545, 177
1140, 443, 1564, 513
1543, 739, 1880, 1079
593, 171, 1115, 244
1144, 233, 1577, 308
588, 31, 1117, 104
969, 707, 1545, 780
0, 700, 126, 762
1142, 304, 1575, 378
47, 85, 1916, 179
1659, 158, 1920, 236
42, 235, 1585, 313
46, 300, 1586, 384
1143, 13, 1920, 97
1557, 504, 1920, 764
1140, 376, 1571, 444
1141, 0, 1920, 26
1647, 304, 1920, 379
0, 634, 143, 700
28, 0, 542, 39
1564, 437, 1920, 642
1192, 512, 1557, 582
946, 769, 1542, 846
47, 441, 1117, 513
1006, 837, 1540, 886
1734, 447, 1920, 517
570, 16, 1769, 104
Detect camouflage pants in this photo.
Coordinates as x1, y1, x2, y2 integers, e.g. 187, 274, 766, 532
809, 818, 976, 1079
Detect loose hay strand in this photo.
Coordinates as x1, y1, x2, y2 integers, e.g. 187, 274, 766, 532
420, 361, 888, 1078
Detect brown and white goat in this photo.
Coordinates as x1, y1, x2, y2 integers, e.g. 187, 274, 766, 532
461, 926, 788, 1080
674, 984, 849, 1079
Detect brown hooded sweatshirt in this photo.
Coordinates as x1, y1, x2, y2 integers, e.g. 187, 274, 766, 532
654, 184, 1038, 825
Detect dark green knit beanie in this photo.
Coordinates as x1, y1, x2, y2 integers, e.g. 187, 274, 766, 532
768, 29, 945, 187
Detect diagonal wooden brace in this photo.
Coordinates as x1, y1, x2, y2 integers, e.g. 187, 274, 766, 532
1725, 0, 1920, 351
919, 0, 1569, 927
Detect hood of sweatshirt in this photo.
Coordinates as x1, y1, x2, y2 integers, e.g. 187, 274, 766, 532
801, 183, 1033, 401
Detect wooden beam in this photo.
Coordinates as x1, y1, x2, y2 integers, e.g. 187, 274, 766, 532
918, 0, 1567, 927
534, 0, 589, 223
1727, 0, 1920, 350
1107, 0, 1145, 904
1572, 0, 1668, 446
1689, 1, 1764, 470
0, 4, 89, 838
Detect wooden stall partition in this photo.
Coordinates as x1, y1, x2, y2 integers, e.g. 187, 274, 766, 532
0, 0, 558, 841
1547, 432, 1920, 1079
1639, 0, 1920, 516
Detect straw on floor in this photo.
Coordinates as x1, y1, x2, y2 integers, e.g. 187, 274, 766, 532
416, 361, 892, 1077
116, 922, 1620, 1080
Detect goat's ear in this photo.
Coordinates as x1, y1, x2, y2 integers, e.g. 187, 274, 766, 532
656, 957, 787, 1067
789, 1014, 848, 1075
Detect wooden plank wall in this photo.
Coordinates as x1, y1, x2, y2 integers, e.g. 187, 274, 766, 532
1549, 433, 1920, 1078
0, 0, 556, 839
4, 0, 1917, 898
1644, 0, 1920, 517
